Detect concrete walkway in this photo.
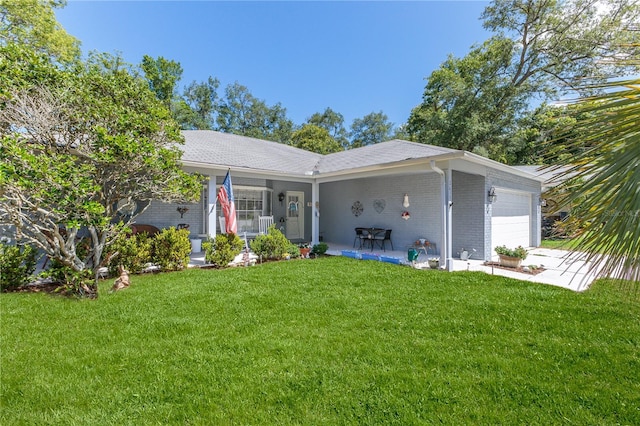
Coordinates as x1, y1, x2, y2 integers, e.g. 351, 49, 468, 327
189, 245, 603, 292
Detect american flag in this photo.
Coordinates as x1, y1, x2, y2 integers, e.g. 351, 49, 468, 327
217, 170, 237, 234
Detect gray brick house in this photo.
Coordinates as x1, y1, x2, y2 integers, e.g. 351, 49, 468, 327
134, 130, 543, 269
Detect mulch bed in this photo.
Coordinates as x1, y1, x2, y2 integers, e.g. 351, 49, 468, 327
484, 262, 546, 276
8, 280, 65, 294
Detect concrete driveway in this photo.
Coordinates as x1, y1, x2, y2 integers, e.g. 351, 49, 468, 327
449, 248, 602, 292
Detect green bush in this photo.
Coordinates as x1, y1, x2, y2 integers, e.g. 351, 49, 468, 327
0, 243, 38, 290
44, 262, 94, 296
42, 240, 95, 296
312, 242, 329, 255
152, 227, 191, 271
286, 242, 301, 259
202, 233, 243, 268
250, 225, 292, 260
106, 230, 153, 275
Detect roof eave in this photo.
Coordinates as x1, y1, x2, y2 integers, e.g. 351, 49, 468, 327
180, 160, 316, 181
460, 152, 547, 182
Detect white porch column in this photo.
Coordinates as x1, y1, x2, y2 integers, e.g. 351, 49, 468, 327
207, 174, 218, 239
428, 161, 447, 270
311, 180, 320, 245
445, 168, 454, 271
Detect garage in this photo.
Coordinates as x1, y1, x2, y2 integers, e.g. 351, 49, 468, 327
491, 188, 532, 250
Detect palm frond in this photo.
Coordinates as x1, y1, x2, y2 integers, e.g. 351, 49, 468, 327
548, 78, 640, 283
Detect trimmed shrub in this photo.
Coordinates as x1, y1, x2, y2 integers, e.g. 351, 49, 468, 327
250, 225, 292, 260
152, 227, 191, 271
44, 262, 94, 295
286, 242, 301, 259
312, 242, 328, 255
106, 230, 153, 275
202, 233, 243, 268
41, 240, 95, 296
0, 243, 38, 290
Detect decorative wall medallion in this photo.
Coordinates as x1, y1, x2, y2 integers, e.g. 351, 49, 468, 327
373, 199, 386, 214
116, 198, 137, 216
351, 201, 364, 217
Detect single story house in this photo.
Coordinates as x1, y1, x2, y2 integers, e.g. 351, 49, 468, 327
134, 130, 544, 270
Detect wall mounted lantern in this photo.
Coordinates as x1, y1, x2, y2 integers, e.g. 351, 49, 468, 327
177, 206, 189, 218
278, 192, 285, 205
487, 187, 497, 203
403, 193, 410, 208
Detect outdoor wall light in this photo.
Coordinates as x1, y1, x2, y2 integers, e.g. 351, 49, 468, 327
487, 187, 497, 203
403, 193, 410, 208
177, 206, 189, 218
539, 197, 547, 207
278, 192, 285, 205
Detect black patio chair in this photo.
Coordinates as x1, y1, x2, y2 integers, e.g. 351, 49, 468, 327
374, 229, 393, 251
354, 227, 366, 248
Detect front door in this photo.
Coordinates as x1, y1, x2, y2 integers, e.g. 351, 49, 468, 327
285, 191, 304, 240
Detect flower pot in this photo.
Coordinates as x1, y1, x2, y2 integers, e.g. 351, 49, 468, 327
299, 248, 311, 258
499, 254, 522, 268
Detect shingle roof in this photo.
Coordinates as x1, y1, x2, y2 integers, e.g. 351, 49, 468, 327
180, 130, 322, 175
180, 131, 459, 176
316, 139, 457, 173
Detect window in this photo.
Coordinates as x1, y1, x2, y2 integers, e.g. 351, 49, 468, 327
219, 188, 271, 233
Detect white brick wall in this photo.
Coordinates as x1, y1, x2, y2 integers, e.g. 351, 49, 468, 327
320, 173, 443, 252
452, 171, 486, 260
134, 199, 205, 235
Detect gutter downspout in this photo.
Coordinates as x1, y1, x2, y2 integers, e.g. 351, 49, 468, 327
311, 180, 320, 245
428, 160, 450, 271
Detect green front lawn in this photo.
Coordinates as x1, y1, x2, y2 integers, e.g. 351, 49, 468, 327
540, 237, 585, 250
2, 257, 639, 424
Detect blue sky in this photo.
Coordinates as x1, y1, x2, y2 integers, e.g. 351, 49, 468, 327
56, 1, 491, 129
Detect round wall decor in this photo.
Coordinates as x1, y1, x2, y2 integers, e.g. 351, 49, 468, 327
351, 201, 364, 217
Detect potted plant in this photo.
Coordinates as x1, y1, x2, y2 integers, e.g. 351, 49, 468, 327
495, 245, 528, 268
298, 242, 311, 258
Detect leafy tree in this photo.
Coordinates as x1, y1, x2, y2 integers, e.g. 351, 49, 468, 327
407, 36, 523, 161
290, 124, 342, 154
178, 76, 219, 129
216, 82, 294, 143
349, 111, 394, 148
307, 107, 349, 149
140, 55, 183, 108
0, 48, 201, 296
407, 0, 640, 162
0, 0, 80, 63
548, 78, 640, 284
510, 103, 586, 165
482, 0, 639, 92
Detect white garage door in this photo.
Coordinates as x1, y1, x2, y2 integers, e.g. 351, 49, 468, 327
491, 189, 531, 250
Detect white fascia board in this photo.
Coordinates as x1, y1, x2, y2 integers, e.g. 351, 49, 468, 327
314, 152, 466, 183
180, 161, 316, 183
460, 152, 546, 182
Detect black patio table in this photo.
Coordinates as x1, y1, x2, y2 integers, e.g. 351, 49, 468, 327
360, 227, 386, 251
